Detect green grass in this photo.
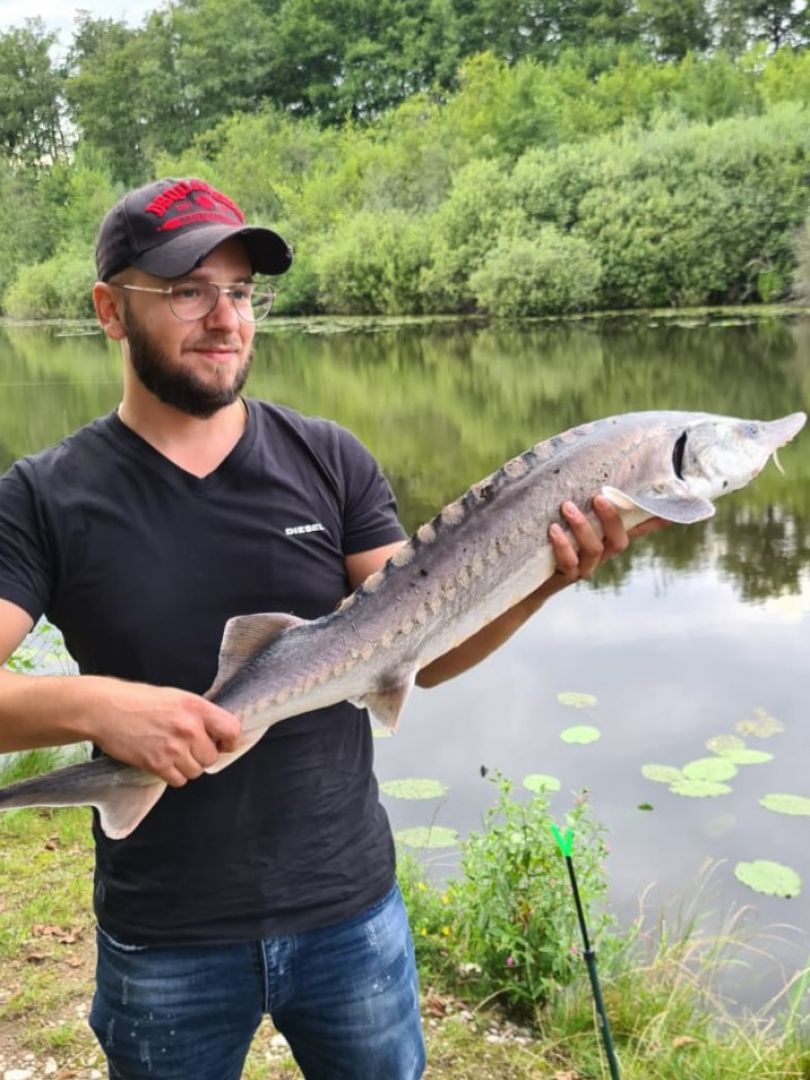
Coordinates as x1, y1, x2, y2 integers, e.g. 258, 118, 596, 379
1, 806, 810, 1078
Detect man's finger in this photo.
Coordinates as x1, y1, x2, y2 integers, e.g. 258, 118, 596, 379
549, 523, 580, 579
561, 501, 604, 574
163, 766, 190, 789
592, 495, 629, 556
201, 702, 242, 752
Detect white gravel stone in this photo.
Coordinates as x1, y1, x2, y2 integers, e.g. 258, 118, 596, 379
270, 1034, 289, 1051
3, 1068, 34, 1080
44, 1060, 58, 1076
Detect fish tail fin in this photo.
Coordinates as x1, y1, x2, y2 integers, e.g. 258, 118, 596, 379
0, 757, 166, 840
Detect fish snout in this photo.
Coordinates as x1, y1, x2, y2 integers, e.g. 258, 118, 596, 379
766, 412, 807, 449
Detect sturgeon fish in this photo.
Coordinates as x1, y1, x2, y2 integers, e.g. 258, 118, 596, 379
0, 409, 805, 838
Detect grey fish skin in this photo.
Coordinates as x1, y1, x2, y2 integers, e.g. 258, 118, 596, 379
0, 409, 805, 838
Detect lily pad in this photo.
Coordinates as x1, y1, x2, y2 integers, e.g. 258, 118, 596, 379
706, 734, 745, 755
682, 757, 738, 783
560, 725, 601, 745
735, 708, 784, 739
557, 691, 598, 709
637, 803, 654, 812
642, 764, 684, 784
394, 826, 459, 850
734, 859, 802, 898
523, 774, 562, 794
715, 747, 773, 766
760, 793, 810, 817
670, 779, 732, 798
380, 778, 448, 800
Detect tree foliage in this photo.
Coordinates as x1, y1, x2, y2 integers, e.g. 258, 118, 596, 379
0, 19, 66, 165
3, 9, 810, 318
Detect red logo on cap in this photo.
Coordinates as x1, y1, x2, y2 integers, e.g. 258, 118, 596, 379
144, 180, 245, 232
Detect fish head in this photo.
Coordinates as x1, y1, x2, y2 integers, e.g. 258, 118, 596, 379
602, 411, 806, 525
678, 412, 807, 500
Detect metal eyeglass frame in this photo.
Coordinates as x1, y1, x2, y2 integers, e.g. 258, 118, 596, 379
108, 281, 276, 323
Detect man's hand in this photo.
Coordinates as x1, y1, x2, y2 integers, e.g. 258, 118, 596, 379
548, 494, 667, 586
89, 682, 242, 788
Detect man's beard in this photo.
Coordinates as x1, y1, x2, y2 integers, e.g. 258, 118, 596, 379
123, 305, 252, 419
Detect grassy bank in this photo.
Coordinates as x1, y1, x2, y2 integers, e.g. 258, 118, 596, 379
2, 779, 810, 1078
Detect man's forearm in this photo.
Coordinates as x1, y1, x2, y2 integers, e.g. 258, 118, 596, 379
0, 668, 102, 753
0, 669, 243, 786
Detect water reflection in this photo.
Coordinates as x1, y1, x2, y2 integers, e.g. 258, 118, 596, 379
1, 314, 809, 1006
1, 315, 807, 605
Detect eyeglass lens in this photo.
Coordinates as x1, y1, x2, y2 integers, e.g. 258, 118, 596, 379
168, 282, 274, 322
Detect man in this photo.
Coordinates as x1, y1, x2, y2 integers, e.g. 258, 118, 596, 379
0, 178, 652, 1079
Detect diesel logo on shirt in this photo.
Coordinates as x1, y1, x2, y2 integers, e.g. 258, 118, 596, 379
284, 523, 327, 537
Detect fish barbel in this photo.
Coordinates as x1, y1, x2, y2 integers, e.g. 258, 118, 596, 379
0, 409, 805, 837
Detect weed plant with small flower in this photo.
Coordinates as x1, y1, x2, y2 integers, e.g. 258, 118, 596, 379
451, 772, 613, 1016
397, 852, 462, 982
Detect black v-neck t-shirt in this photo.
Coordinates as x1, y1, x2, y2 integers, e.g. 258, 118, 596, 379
0, 399, 406, 943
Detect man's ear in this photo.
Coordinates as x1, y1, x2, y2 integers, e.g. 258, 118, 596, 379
93, 282, 127, 341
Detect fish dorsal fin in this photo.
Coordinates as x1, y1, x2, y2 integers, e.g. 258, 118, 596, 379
350, 667, 418, 731
601, 484, 716, 525
205, 612, 305, 699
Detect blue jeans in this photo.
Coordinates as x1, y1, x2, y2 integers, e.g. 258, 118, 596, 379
89, 883, 425, 1079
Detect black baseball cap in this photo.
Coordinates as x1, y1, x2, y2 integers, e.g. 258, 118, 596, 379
95, 177, 293, 282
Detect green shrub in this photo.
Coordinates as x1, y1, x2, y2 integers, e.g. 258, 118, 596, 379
4, 246, 95, 319
420, 157, 512, 312
470, 227, 602, 316
451, 773, 612, 1015
314, 210, 430, 314
791, 218, 810, 304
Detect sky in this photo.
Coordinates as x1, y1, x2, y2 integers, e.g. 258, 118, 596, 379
0, 0, 157, 47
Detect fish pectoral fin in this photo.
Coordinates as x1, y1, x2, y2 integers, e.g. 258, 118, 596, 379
351, 669, 418, 731
97, 778, 168, 840
205, 611, 308, 699
601, 484, 716, 525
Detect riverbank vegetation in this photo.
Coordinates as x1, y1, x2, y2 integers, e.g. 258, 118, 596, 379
1, 778, 810, 1077
2, 1, 810, 318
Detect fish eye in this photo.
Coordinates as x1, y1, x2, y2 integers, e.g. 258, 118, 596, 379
745, 423, 760, 437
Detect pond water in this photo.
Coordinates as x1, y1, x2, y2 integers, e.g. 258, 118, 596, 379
1, 311, 809, 1010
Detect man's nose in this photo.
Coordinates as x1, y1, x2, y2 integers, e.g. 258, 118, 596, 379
203, 288, 240, 330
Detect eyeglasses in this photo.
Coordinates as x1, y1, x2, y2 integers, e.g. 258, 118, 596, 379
109, 280, 276, 323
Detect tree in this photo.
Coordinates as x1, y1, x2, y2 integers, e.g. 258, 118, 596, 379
168, 0, 277, 139
65, 15, 156, 183
638, 0, 712, 60
256, 0, 462, 123
0, 19, 66, 165
454, 0, 641, 64
714, 0, 808, 52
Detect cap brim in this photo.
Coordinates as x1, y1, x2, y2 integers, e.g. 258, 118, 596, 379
131, 224, 293, 278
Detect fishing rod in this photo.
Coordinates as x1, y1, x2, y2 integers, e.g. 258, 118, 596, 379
551, 823, 621, 1080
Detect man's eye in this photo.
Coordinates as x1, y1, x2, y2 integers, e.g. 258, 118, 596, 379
173, 285, 203, 301
230, 286, 252, 302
